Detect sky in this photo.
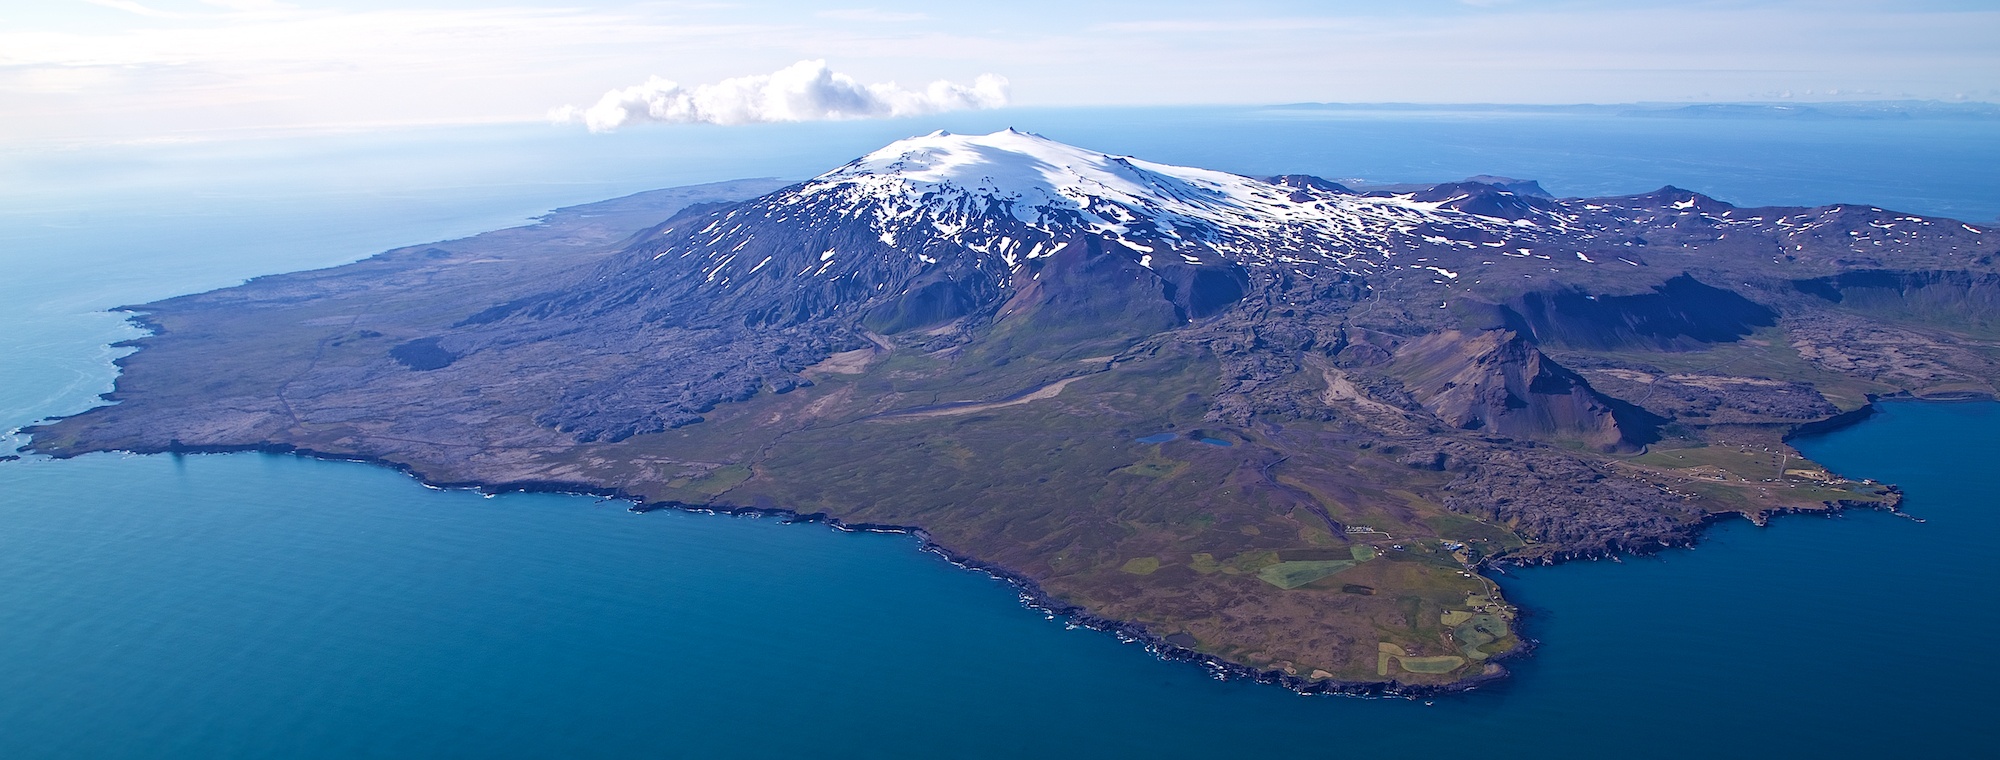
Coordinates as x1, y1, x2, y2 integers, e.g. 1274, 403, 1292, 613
3, 0, 1998, 144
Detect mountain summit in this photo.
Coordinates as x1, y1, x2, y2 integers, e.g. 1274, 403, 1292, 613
798, 128, 1547, 268
639, 129, 1564, 300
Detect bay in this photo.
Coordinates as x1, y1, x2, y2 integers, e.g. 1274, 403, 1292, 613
2, 106, 1995, 757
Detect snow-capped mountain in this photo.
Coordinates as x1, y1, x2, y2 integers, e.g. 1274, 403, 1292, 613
620, 129, 1572, 303
798, 128, 1572, 268
494, 128, 1990, 442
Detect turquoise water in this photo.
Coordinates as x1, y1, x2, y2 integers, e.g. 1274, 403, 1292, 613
3, 107, 1997, 756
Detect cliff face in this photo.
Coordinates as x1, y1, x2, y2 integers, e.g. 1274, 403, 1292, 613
1792, 270, 2000, 331
24, 132, 1990, 691
1504, 274, 1778, 351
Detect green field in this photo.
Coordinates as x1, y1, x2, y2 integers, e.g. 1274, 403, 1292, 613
1395, 655, 1467, 674
1629, 444, 1893, 513
1120, 557, 1162, 575
1451, 613, 1509, 660
1256, 560, 1357, 589
1631, 444, 1789, 475
1423, 513, 1526, 553
1564, 326, 1892, 411
1112, 460, 1179, 478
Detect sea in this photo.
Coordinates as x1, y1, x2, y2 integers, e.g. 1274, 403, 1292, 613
2, 106, 1996, 757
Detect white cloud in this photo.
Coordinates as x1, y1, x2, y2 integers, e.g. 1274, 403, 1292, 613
552, 60, 1008, 132
5, 2, 1998, 144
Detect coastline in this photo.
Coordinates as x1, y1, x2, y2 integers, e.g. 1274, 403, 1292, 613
28, 428, 1521, 697
1781, 403, 1880, 442
1788, 391, 2000, 444
5, 173, 1957, 696
25, 396, 1922, 698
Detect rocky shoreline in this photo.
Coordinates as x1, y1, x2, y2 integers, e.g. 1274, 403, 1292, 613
35, 429, 1520, 696
28, 397, 1926, 697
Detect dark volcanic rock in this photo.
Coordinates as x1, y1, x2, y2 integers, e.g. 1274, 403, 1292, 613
389, 337, 457, 370
1439, 441, 1703, 556
1505, 274, 1777, 350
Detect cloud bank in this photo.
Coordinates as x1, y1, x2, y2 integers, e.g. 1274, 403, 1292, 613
552, 60, 1008, 132
12, 2, 2000, 145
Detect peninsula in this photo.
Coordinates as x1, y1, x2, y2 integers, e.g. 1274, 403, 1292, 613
29, 130, 1998, 692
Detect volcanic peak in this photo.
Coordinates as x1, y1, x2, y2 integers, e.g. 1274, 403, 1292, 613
772, 129, 1573, 273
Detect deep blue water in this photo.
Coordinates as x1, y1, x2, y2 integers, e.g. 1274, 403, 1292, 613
3, 106, 1996, 757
